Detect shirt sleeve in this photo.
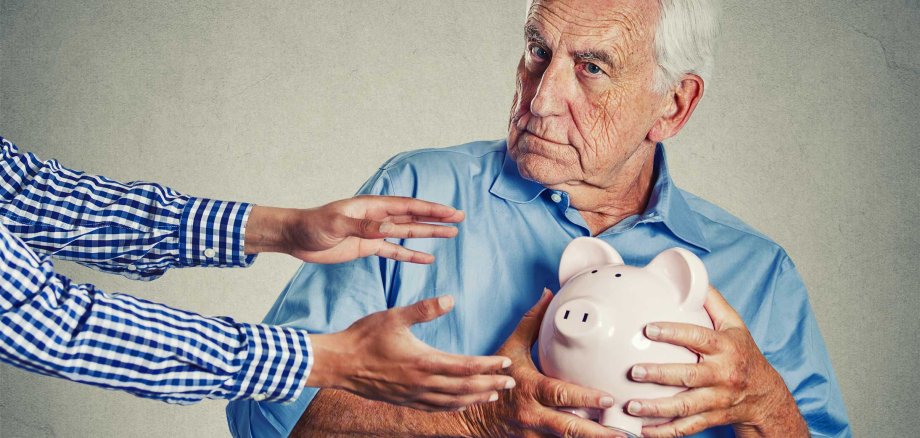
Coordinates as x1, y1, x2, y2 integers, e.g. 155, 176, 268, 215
0, 136, 255, 281
762, 257, 852, 437
0, 222, 312, 404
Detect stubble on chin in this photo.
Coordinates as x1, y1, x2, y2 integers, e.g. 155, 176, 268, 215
510, 140, 579, 186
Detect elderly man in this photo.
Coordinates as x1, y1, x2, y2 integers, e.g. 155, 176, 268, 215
227, 0, 850, 436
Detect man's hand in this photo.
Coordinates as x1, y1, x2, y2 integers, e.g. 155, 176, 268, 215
462, 289, 626, 438
625, 286, 809, 438
245, 195, 465, 264
307, 295, 515, 411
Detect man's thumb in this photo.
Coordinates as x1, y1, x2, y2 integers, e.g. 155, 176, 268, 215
398, 295, 454, 325
342, 216, 387, 239
510, 289, 553, 346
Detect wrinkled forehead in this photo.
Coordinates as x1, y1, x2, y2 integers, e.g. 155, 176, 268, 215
525, 0, 659, 50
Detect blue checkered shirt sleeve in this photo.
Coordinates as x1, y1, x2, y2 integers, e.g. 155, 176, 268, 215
0, 136, 313, 403
1, 136, 255, 280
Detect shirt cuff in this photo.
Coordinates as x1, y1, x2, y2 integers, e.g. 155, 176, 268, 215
223, 324, 314, 403
179, 198, 257, 267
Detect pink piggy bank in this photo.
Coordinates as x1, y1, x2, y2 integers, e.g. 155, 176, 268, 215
537, 237, 714, 437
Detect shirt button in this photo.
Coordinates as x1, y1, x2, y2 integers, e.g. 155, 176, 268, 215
252, 393, 267, 401
550, 193, 563, 203
203, 248, 217, 259
126, 265, 137, 272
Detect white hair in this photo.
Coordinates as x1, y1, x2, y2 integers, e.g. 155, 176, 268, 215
524, 1, 720, 93
653, 0, 721, 93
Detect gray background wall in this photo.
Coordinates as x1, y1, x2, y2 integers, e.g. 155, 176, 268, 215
1, 0, 917, 436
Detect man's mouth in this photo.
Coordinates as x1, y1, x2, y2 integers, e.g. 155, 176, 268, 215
522, 129, 569, 146
514, 117, 569, 145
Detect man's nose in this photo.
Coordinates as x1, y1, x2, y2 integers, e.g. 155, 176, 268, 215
530, 61, 573, 118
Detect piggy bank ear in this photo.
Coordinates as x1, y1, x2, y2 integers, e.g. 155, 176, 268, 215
646, 247, 709, 309
559, 237, 624, 286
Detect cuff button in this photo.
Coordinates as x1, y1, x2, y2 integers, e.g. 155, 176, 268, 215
203, 248, 217, 259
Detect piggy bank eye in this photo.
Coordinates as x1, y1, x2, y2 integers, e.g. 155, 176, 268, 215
591, 270, 598, 274
615, 273, 622, 278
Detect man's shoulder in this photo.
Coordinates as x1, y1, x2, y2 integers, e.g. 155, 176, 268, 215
378, 139, 507, 172
680, 189, 792, 261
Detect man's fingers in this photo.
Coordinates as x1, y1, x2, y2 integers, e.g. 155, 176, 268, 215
387, 212, 466, 224
371, 241, 435, 264
378, 222, 459, 239
644, 322, 722, 355
355, 195, 464, 222
626, 388, 729, 419
630, 363, 717, 388
421, 350, 513, 376
534, 376, 615, 411
703, 286, 745, 330
508, 289, 554, 347
341, 216, 387, 239
396, 296, 454, 324
538, 409, 626, 438
414, 390, 501, 411
641, 411, 724, 438
425, 374, 516, 395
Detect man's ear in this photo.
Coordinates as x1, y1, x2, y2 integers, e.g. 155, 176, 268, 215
645, 247, 709, 310
559, 237, 624, 287
648, 74, 704, 143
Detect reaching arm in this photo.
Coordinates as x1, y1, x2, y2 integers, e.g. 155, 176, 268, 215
0, 222, 312, 404
2, 136, 465, 279
0, 136, 254, 279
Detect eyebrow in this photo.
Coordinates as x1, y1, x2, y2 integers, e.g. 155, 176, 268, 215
525, 24, 548, 47
525, 24, 617, 68
574, 50, 616, 68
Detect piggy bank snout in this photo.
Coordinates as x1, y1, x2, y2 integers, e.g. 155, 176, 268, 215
553, 299, 604, 340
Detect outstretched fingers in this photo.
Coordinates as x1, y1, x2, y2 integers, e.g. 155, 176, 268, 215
419, 350, 513, 377
355, 195, 465, 223
369, 240, 436, 264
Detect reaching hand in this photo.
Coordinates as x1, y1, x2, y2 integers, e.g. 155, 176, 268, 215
626, 286, 808, 438
244, 195, 465, 264
306, 296, 516, 412
462, 290, 626, 438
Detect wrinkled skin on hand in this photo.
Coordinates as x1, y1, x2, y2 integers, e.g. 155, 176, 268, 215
462, 290, 627, 438
628, 287, 809, 437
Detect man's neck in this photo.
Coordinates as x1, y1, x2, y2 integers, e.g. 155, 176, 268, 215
549, 144, 658, 236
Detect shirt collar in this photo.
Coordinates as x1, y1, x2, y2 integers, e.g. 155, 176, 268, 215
489, 143, 548, 203
490, 141, 710, 252
644, 144, 711, 252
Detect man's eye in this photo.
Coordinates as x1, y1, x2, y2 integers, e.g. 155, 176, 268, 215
529, 46, 549, 60
585, 63, 603, 75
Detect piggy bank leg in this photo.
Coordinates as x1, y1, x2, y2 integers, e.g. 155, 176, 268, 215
599, 407, 642, 438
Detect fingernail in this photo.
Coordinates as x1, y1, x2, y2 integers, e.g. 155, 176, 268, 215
631, 366, 647, 381
645, 324, 661, 339
627, 401, 642, 415
501, 358, 512, 368
600, 396, 615, 408
504, 378, 516, 389
438, 295, 453, 310
379, 222, 393, 233
488, 392, 499, 402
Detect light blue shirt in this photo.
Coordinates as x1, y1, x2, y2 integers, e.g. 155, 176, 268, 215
227, 140, 850, 437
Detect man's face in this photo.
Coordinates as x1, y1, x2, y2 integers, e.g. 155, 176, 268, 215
508, 0, 666, 188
